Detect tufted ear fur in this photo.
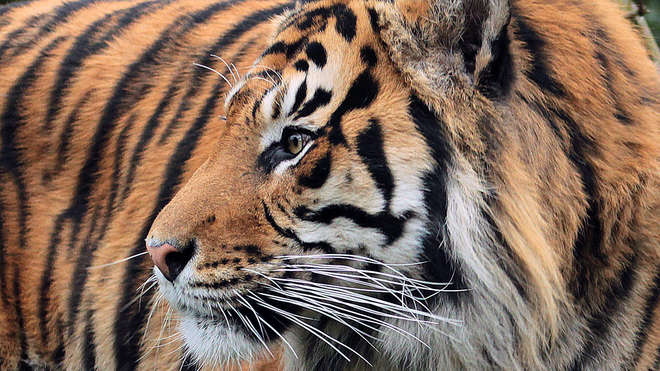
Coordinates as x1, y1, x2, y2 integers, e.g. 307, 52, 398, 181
373, 0, 512, 103
295, 0, 318, 10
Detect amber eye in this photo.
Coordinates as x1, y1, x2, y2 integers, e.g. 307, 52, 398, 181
285, 132, 309, 155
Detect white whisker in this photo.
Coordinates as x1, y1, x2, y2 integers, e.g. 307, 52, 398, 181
193, 62, 233, 88
250, 294, 361, 364
245, 290, 298, 359
210, 54, 237, 83
88, 251, 149, 269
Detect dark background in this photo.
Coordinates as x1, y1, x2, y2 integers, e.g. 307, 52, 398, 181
0, 0, 659, 49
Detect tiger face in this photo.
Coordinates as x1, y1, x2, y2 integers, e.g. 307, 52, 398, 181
147, 0, 444, 364
146, 0, 660, 369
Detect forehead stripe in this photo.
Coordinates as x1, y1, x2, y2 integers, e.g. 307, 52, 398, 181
289, 79, 307, 116
292, 4, 357, 42
327, 70, 379, 145
294, 88, 332, 119
262, 36, 309, 59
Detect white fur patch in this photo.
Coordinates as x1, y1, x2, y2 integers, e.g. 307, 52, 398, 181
180, 315, 260, 367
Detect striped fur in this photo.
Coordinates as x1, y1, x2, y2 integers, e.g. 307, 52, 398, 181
1, 0, 659, 370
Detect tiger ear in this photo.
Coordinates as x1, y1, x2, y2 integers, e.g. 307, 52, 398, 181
374, 0, 512, 101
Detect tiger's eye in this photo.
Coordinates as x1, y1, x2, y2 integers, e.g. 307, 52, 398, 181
286, 132, 305, 154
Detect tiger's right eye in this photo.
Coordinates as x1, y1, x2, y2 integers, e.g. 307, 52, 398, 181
258, 126, 316, 173
285, 132, 309, 155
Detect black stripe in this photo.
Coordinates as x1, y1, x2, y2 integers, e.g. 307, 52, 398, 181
13, 266, 29, 370
407, 95, 464, 296
82, 309, 97, 370
630, 268, 660, 368
557, 107, 602, 300
0, 0, 35, 18
327, 71, 379, 145
513, 14, 566, 97
39, 216, 66, 346
0, 0, 98, 60
515, 93, 603, 301
66, 204, 101, 336
289, 79, 307, 116
298, 151, 331, 189
594, 50, 633, 125
262, 201, 333, 253
360, 46, 377, 67
0, 1, 36, 32
158, 1, 294, 144
118, 74, 183, 205
366, 7, 380, 33
305, 41, 326, 67
45, 90, 94, 183
1, 36, 67, 266
66, 115, 136, 340
39, 0, 238, 349
330, 3, 356, 42
294, 88, 332, 119
568, 252, 637, 370
44, 0, 167, 131
0, 16, 37, 59
476, 16, 514, 100
294, 204, 413, 245
115, 65, 239, 370
482, 207, 528, 301
0, 188, 6, 306
263, 201, 299, 241
262, 37, 309, 59
294, 59, 309, 72
356, 119, 394, 210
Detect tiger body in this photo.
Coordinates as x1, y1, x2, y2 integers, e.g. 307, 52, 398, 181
1, 0, 659, 370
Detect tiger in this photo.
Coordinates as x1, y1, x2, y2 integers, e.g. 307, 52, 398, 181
1, 0, 659, 369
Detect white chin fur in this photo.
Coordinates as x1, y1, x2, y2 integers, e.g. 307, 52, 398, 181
179, 315, 260, 367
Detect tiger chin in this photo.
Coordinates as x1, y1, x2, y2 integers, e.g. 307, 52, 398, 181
1, 0, 659, 369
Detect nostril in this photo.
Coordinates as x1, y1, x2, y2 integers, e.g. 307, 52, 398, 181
164, 242, 195, 282
147, 240, 195, 282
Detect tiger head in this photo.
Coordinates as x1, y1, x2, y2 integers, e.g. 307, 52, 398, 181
146, 0, 660, 369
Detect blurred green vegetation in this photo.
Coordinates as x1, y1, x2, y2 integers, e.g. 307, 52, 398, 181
648, 0, 660, 40
0, 0, 658, 45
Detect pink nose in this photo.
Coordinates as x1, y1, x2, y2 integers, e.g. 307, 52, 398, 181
146, 242, 192, 282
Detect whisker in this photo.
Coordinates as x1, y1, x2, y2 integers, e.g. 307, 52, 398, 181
193, 62, 233, 88
210, 54, 238, 83
250, 294, 360, 364
228, 301, 271, 356
263, 287, 432, 347
245, 64, 283, 81
88, 251, 149, 270
234, 291, 267, 347
230, 62, 241, 80
260, 288, 381, 348
245, 290, 298, 359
